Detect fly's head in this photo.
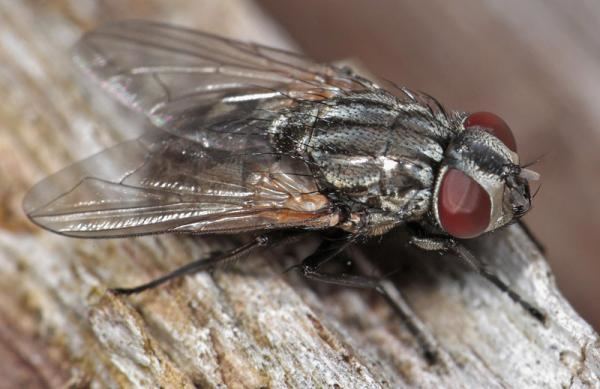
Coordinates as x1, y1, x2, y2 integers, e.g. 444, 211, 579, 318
432, 112, 539, 239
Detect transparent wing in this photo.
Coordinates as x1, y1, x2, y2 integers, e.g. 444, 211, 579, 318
74, 20, 368, 144
23, 131, 337, 238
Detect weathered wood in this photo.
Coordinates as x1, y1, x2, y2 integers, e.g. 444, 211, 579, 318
0, 1, 598, 388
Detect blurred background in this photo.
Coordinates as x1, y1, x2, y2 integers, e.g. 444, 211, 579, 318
255, 0, 600, 330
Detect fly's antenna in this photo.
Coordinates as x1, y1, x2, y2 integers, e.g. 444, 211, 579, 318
532, 182, 543, 199
522, 152, 547, 169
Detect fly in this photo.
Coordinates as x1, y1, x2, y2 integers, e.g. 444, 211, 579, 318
23, 21, 544, 361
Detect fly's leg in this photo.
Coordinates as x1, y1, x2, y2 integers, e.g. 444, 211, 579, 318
517, 220, 546, 254
410, 236, 546, 323
111, 232, 285, 295
293, 237, 441, 364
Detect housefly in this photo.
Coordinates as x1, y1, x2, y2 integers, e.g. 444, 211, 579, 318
23, 21, 545, 342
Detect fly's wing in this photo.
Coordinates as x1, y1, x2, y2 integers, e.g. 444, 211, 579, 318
23, 21, 368, 238
73, 20, 369, 145
23, 130, 337, 238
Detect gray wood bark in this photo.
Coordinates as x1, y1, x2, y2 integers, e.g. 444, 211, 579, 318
0, 1, 598, 388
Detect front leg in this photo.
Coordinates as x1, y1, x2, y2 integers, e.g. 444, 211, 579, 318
409, 234, 546, 323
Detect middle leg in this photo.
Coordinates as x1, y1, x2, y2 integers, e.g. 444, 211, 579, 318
294, 237, 442, 364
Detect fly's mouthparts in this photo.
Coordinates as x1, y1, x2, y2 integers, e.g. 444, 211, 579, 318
519, 168, 541, 181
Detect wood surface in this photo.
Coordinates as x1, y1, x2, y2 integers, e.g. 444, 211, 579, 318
0, 1, 598, 388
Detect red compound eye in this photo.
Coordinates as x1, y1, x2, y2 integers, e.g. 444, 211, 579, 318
464, 111, 517, 152
438, 168, 491, 239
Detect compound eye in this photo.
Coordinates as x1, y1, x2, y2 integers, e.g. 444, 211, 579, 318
464, 111, 517, 152
438, 168, 491, 239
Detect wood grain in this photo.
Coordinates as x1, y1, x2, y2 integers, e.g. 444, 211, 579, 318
0, 1, 598, 388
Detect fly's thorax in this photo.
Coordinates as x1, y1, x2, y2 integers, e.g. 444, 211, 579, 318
268, 103, 319, 155
432, 128, 528, 238
269, 88, 465, 235
307, 95, 435, 199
